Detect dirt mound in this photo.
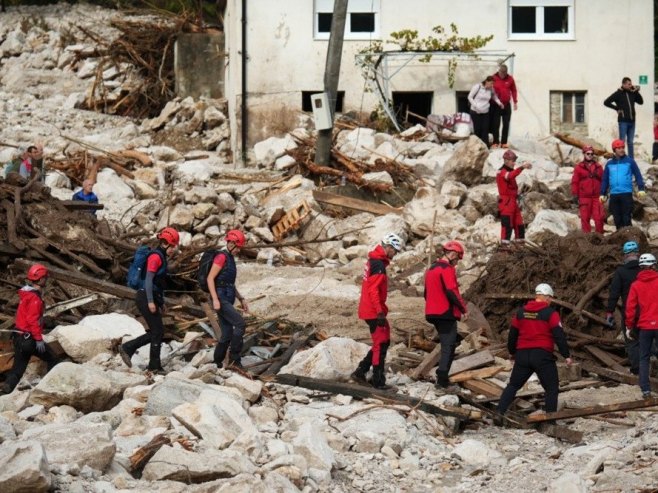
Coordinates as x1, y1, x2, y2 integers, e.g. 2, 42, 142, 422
465, 228, 653, 336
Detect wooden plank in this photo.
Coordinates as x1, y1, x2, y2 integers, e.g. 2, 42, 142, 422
537, 423, 583, 444
274, 373, 479, 421
409, 344, 442, 380
475, 379, 607, 403
584, 346, 626, 373
60, 200, 105, 210
312, 190, 401, 216
464, 302, 495, 342
200, 302, 222, 341
449, 366, 504, 383
581, 361, 658, 392
527, 396, 658, 423
462, 378, 502, 398
449, 350, 495, 376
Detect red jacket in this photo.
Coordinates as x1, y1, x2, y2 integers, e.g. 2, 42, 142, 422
571, 160, 604, 198
492, 73, 518, 106
358, 245, 390, 320
15, 286, 45, 341
496, 166, 523, 198
626, 270, 658, 330
508, 301, 570, 357
424, 259, 467, 320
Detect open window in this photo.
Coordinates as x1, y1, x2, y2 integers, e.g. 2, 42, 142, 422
509, 0, 574, 40
393, 92, 433, 126
314, 0, 380, 40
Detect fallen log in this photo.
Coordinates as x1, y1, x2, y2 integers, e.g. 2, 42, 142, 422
274, 373, 479, 421
526, 396, 658, 423
129, 434, 170, 472
60, 200, 105, 211
553, 132, 611, 158
580, 361, 658, 392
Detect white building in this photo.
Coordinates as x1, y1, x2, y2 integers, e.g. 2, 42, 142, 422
224, 0, 654, 159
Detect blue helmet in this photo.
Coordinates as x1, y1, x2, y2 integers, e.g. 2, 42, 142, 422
623, 241, 639, 254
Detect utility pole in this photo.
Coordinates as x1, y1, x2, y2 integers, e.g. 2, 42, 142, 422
315, 0, 348, 166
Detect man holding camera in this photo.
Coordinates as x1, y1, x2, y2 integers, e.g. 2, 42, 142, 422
604, 77, 644, 158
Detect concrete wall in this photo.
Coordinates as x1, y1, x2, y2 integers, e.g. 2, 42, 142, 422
225, 0, 654, 158
175, 33, 225, 99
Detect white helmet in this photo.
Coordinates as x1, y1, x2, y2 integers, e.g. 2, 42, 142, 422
639, 253, 657, 268
535, 283, 555, 297
382, 233, 404, 252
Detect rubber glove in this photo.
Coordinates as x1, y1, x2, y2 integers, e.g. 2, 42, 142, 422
35, 341, 46, 353
599, 195, 607, 203
376, 312, 387, 327
605, 312, 615, 327
638, 191, 646, 198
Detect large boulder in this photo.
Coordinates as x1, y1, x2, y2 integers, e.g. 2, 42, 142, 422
157, 203, 196, 230
254, 135, 297, 167
292, 422, 335, 472
337, 128, 376, 161
29, 362, 146, 413
21, 422, 115, 472
0, 440, 51, 493
403, 187, 468, 237
53, 313, 145, 362
142, 446, 255, 482
279, 337, 370, 381
172, 389, 257, 449
452, 439, 505, 467
439, 135, 488, 186
145, 376, 240, 417
95, 168, 134, 203
356, 213, 408, 248
526, 210, 580, 240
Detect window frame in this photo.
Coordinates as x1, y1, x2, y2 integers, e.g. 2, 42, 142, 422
508, 0, 575, 41
314, 0, 381, 41
558, 91, 587, 125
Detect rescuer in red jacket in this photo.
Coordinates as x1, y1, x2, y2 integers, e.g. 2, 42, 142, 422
571, 145, 605, 234
496, 283, 572, 418
1, 264, 59, 394
424, 240, 468, 390
625, 253, 658, 399
496, 150, 532, 244
351, 233, 404, 389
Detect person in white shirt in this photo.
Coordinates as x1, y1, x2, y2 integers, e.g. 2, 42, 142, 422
468, 75, 503, 148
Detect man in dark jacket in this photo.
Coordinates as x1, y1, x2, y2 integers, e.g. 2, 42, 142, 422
625, 253, 658, 398
497, 283, 572, 416
351, 233, 403, 389
600, 139, 645, 230
607, 241, 641, 373
424, 240, 468, 390
571, 145, 605, 234
604, 77, 643, 158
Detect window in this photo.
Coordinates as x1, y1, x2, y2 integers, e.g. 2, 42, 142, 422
302, 91, 344, 113
509, 0, 574, 40
315, 0, 380, 40
550, 91, 587, 134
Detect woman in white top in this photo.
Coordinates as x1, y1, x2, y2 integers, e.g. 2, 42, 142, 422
468, 75, 503, 148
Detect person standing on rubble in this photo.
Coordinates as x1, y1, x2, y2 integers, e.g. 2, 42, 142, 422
1, 264, 59, 394
600, 139, 645, 230
625, 253, 658, 399
606, 241, 641, 374
490, 64, 518, 149
468, 75, 503, 148
604, 77, 643, 159
571, 145, 605, 234
351, 233, 404, 390
424, 240, 468, 391
496, 283, 572, 419
496, 150, 532, 245
207, 230, 249, 370
119, 227, 180, 373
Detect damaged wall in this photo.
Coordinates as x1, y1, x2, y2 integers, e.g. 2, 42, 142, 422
174, 33, 225, 100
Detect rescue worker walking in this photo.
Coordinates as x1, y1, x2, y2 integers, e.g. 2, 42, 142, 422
119, 227, 179, 373
571, 145, 605, 234
207, 230, 249, 369
600, 139, 646, 230
497, 284, 572, 417
1, 264, 59, 394
606, 241, 641, 374
351, 233, 404, 389
424, 240, 468, 391
496, 150, 532, 244
625, 253, 658, 398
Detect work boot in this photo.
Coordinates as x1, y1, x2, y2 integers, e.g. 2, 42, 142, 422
118, 345, 133, 368
0, 382, 10, 395
147, 343, 164, 373
351, 370, 368, 385
214, 342, 229, 368
435, 371, 460, 393
370, 365, 391, 390
228, 359, 244, 371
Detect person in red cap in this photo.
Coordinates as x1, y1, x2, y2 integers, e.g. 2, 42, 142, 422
571, 145, 605, 234
600, 139, 645, 230
352, 233, 404, 389
1, 264, 59, 394
424, 240, 468, 390
119, 227, 180, 373
207, 229, 249, 369
496, 150, 532, 244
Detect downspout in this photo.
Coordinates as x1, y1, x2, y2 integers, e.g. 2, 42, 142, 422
240, 0, 247, 166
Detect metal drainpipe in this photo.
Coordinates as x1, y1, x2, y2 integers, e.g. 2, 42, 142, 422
240, 0, 247, 166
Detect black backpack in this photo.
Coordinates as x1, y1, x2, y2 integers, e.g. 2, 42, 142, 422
197, 249, 220, 292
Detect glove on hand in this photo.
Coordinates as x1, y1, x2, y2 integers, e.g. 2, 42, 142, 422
605, 312, 615, 328
35, 341, 46, 354
638, 191, 647, 198
599, 195, 607, 204
376, 312, 387, 327
572, 196, 579, 206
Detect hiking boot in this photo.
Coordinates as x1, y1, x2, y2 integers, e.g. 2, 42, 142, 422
492, 413, 506, 427
643, 391, 652, 399
118, 345, 133, 368
0, 382, 11, 395
229, 360, 244, 370
351, 370, 368, 385
370, 381, 395, 391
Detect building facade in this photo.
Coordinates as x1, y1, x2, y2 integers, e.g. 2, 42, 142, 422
224, 0, 654, 160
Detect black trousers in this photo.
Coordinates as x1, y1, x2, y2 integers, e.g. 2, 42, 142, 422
123, 290, 165, 369
497, 348, 560, 413
491, 103, 512, 145
427, 318, 459, 384
470, 112, 490, 147
213, 294, 246, 366
652, 142, 658, 161
608, 193, 634, 230
4, 333, 59, 392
